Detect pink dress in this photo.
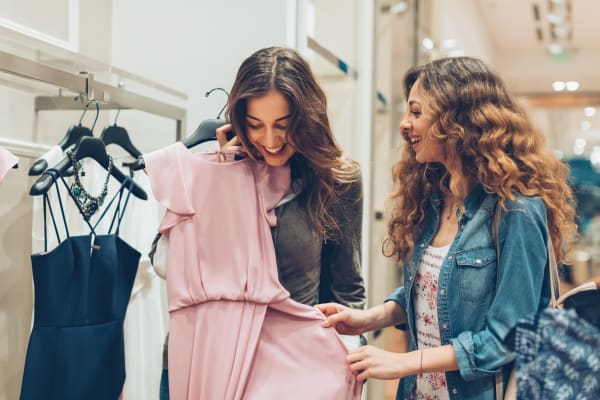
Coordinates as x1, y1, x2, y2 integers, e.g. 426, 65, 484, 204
145, 143, 362, 400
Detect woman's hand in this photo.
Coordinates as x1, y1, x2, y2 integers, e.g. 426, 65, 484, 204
315, 303, 373, 335
216, 123, 244, 152
346, 346, 417, 382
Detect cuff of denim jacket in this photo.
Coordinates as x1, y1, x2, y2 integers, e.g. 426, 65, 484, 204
451, 332, 478, 381
384, 287, 407, 330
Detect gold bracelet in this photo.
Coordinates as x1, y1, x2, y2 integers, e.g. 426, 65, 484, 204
419, 349, 423, 374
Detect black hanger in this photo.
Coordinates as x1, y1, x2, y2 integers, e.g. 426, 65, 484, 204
129, 87, 233, 171
100, 109, 143, 159
29, 136, 148, 200
28, 99, 96, 176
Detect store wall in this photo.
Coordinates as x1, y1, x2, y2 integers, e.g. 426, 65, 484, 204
437, 0, 495, 65
110, 0, 294, 152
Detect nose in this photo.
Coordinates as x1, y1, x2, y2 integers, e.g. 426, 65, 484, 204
264, 126, 283, 147
399, 117, 411, 132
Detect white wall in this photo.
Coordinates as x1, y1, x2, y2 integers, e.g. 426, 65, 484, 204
110, 0, 293, 152
436, 0, 496, 65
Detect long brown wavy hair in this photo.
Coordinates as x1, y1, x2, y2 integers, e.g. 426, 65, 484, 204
227, 46, 359, 240
383, 56, 577, 264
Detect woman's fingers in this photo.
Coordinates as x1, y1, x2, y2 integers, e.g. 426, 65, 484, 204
315, 302, 343, 316
216, 123, 237, 149
322, 309, 350, 328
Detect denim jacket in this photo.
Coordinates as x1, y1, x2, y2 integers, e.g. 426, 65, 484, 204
386, 185, 553, 400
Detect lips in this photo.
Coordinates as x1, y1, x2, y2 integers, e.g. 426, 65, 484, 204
263, 144, 285, 154
409, 136, 421, 151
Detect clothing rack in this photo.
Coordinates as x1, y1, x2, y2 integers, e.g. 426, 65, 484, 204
0, 50, 186, 140
307, 36, 359, 80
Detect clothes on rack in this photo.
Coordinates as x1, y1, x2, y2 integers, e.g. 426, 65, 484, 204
116, 166, 166, 400
31, 145, 67, 253
30, 146, 167, 400
0, 146, 18, 184
20, 175, 140, 400
144, 142, 362, 400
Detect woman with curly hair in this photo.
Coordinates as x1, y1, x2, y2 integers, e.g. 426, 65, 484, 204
317, 56, 577, 399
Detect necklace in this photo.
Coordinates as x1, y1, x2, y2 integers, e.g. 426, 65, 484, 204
67, 150, 113, 219
444, 199, 464, 221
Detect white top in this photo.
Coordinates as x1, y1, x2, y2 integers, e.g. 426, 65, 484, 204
0, 146, 18, 184
412, 244, 451, 400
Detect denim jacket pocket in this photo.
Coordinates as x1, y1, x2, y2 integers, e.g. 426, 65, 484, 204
455, 246, 496, 303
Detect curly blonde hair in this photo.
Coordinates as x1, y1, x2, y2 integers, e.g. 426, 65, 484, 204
383, 57, 577, 265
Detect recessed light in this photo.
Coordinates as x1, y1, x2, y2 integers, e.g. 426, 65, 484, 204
566, 81, 580, 91
552, 81, 566, 91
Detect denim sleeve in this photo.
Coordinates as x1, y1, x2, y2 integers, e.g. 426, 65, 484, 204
385, 286, 408, 330
451, 196, 550, 381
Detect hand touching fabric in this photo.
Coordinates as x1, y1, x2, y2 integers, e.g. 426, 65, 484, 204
347, 345, 419, 382
316, 303, 372, 335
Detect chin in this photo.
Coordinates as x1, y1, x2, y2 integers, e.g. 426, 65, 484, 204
263, 156, 291, 167
260, 151, 294, 167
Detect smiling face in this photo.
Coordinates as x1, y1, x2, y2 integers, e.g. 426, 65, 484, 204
400, 80, 445, 164
245, 89, 296, 166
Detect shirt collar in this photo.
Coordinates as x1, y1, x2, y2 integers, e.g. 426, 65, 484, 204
463, 184, 489, 220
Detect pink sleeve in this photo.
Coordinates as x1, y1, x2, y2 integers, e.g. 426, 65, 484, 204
144, 143, 195, 233
0, 147, 18, 185
255, 163, 291, 227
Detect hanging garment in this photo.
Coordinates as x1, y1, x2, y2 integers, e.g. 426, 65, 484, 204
20, 174, 140, 400
116, 166, 166, 400
35, 154, 167, 400
144, 143, 362, 400
0, 146, 18, 185
32, 145, 67, 253
514, 308, 600, 400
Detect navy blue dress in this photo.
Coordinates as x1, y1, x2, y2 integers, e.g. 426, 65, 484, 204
20, 173, 140, 400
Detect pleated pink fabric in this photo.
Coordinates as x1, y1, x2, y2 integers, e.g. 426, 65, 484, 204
145, 143, 362, 400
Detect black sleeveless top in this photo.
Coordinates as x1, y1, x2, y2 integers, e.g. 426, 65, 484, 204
20, 171, 140, 400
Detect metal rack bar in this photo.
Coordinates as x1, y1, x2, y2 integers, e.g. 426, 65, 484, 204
0, 50, 187, 140
0, 50, 88, 95
307, 36, 359, 80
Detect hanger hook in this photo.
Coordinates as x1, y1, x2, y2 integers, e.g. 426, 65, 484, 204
84, 99, 100, 132
113, 108, 122, 126
78, 97, 91, 125
205, 87, 230, 119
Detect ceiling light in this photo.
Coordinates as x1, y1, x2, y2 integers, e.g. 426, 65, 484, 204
552, 81, 566, 91
584, 107, 596, 117
422, 38, 434, 51
389, 1, 408, 14
547, 43, 563, 55
580, 121, 592, 131
566, 81, 580, 91
546, 13, 563, 24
